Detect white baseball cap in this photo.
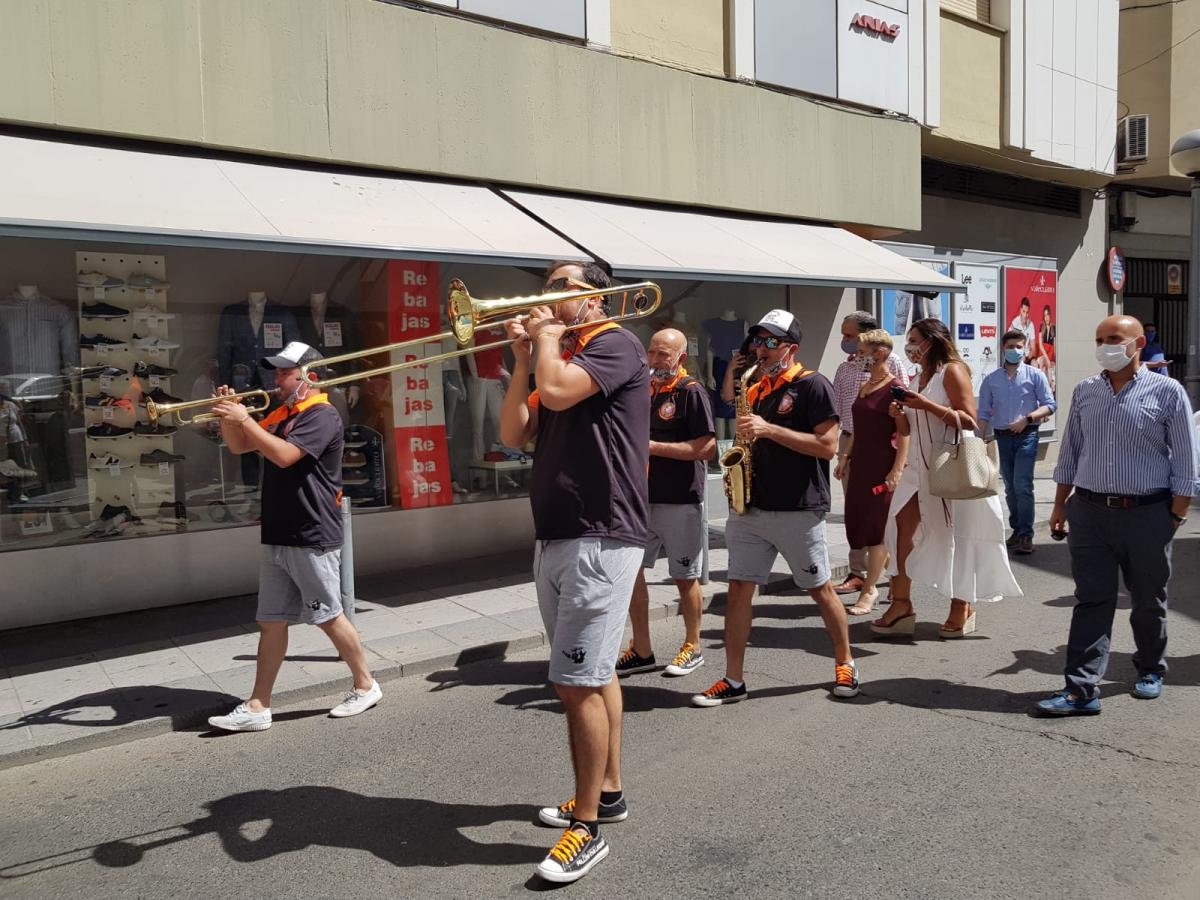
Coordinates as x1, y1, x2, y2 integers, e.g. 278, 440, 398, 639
261, 341, 323, 370
751, 309, 802, 344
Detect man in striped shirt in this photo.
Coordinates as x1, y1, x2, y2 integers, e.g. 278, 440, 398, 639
1037, 315, 1199, 716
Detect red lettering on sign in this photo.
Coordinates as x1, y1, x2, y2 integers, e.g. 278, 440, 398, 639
851, 13, 901, 39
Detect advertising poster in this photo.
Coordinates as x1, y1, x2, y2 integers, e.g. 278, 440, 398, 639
952, 263, 1000, 397
880, 260, 952, 338
1004, 266, 1058, 429
387, 260, 453, 509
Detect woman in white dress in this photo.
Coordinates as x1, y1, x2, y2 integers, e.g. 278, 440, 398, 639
871, 318, 1022, 638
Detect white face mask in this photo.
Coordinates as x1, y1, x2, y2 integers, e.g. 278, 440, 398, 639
904, 341, 926, 364
1095, 339, 1136, 373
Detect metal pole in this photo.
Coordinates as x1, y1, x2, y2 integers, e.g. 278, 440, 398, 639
700, 491, 710, 586
1186, 178, 1200, 412
340, 496, 356, 626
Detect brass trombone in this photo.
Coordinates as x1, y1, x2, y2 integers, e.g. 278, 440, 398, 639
302, 279, 662, 389
145, 389, 272, 426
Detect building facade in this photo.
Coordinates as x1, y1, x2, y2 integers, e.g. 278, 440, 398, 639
0, 0, 1121, 629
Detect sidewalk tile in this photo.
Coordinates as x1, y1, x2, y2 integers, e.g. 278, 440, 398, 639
430, 617, 533, 649
100, 646, 206, 688
488, 607, 547, 635
365, 629, 459, 667
374, 597, 480, 635
11, 662, 113, 711
175, 630, 261, 674
452, 589, 535, 617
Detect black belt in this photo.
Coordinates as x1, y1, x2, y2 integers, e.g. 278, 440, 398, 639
994, 426, 1039, 435
1075, 488, 1171, 509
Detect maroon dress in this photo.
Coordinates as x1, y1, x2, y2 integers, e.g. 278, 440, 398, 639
845, 378, 901, 548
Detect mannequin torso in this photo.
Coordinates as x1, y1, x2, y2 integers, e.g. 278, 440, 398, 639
247, 292, 267, 335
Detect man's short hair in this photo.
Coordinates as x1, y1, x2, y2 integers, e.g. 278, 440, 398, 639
1019, 297, 1030, 309
843, 311, 879, 332
858, 328, 893, 351
1002, 330, 1027, 344
544, 260, 612, 290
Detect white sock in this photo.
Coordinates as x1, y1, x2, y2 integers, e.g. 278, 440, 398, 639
724, 677, 744, 689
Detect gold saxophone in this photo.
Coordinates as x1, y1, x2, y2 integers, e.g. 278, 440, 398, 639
720, 364, 758, 515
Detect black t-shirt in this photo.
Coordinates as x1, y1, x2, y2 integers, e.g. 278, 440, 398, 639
259, 395, 344, 548
747, 364, 838, 513
528, 324, 649, 544
649, 371, 715, 505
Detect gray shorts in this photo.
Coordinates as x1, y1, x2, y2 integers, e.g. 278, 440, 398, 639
643, 502, 705, 580
725, 509, 830, 590
257, 545, 344, 626
534, 538, 642, 687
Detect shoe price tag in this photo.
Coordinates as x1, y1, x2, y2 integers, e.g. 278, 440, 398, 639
96, 344, 109, 355
324, 322, 343, 348
94, 287, 105, 300
108, 464, 121, 477
149, 375, 161, 388
263, 322, 284, 349
145, 288, 155, 300
102, 407, 114, 421
158, 462, 170, 476
99, 375, 113, 389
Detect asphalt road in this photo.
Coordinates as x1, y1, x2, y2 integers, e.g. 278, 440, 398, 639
2, 525, 1198, 900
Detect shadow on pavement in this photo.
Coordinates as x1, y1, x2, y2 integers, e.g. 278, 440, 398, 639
987, 645, 1200, 687
1, 686, 240, 732
0, 788, 543, 880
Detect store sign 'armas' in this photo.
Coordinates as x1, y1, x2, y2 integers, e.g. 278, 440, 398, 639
851, 13, 901, 40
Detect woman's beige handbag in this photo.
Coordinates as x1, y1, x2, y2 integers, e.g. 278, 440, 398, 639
926, 426, 1000, 500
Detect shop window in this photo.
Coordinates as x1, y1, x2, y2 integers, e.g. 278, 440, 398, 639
941, 0, 990, 24
400, 0, 588, 40
0, 238, 546, 552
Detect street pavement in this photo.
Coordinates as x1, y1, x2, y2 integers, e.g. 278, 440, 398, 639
1, 522, 1197, 899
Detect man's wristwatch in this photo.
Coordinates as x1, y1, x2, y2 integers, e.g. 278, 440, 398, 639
1170, 512, 1187, 526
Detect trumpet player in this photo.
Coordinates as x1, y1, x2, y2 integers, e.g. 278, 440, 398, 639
499, 262, 649, 884
692, 311, 861, 707
206, 342, 381, 734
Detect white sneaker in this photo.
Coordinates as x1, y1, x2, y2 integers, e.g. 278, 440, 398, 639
132, 305, 176, 320
133, 336, 180, 350
329, 680, 382, 718
207, 702, 272, 732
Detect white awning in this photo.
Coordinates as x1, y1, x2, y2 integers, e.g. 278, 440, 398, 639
505, 190, 964, 293
0, 135, 587, 265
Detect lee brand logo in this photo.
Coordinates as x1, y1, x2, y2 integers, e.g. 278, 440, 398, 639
851, 13, 901, 39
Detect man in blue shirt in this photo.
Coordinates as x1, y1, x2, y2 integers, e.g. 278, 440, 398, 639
978, 330, 1055, 555
1037, 315, 1199, 716
1141, 321, 1171, 375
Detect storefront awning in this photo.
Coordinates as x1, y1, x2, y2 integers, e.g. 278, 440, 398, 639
0, 135, 587, 266
504, 190, 965, 293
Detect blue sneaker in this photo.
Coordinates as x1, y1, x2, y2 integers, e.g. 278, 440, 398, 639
1132, 673, 1163, 699
1035, 690, 1101, 717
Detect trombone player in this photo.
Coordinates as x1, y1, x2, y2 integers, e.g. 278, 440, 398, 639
206, 341, 382, 734
499, 262, 649, 884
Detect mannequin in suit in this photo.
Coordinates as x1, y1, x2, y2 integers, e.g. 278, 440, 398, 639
295, 291, 362, 423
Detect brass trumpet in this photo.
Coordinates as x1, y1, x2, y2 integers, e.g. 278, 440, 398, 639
302, 279, 662, 389
145, 389, 272, 426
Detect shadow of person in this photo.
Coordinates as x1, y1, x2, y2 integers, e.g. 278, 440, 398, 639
87, 788, 543, 870
987, 644, 1200, 687
425, 659, 550, 693
1, 686, 241, 732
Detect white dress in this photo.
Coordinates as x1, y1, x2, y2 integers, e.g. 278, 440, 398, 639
883, 367, 1023, 603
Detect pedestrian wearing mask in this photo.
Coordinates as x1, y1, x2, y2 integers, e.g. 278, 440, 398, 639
977, 330, 1056, 555
839, 329, 910, 615
831, 312, 909, 602
872, 318, 1021, 639
1036, 316, 1198, 716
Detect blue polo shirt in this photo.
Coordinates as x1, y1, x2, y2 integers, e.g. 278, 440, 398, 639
978, 363, 1056, 430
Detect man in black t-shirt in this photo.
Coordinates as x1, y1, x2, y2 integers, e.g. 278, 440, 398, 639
500, 261, 648, 885
692, 310, 862, 708
206, 342, 381, 734
615, 328, 715, 680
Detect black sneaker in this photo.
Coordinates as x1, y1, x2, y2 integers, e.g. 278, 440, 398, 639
87, 423, 133, 438
1012, 534, 1034, 555
134, 422, 178, 437
82, 365, 128, 380
614, 645, 656, 677
535, 825, 609, 884
691, 677, 747, 707
80, 334, 128, 348
133, 361, 179, 377
140, 388, 182, 405
1005, 532, 1020, 549
84, 392, 126, 407
538, 795, 628, 828
140, 449, 185, 465
80, 302, 130, 319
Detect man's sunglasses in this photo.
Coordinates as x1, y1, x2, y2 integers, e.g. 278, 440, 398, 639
542, 276, 595, 295
749, 334, 785, 350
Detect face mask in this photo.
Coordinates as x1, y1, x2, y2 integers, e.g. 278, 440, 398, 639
904, 341, 926, 364
1003, 348, 1023, 365
1095, 340, 1134, 372
841, 338, 860, 355
1145, 330, 1156, 342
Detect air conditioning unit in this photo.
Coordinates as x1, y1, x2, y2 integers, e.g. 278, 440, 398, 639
1117, 114, 1150, 164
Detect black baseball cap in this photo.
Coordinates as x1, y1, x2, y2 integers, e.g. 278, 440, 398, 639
261, 341, 323, 370
750, 309, 803, 345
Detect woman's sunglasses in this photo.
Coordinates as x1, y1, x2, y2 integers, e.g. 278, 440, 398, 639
749, 334, 784, 350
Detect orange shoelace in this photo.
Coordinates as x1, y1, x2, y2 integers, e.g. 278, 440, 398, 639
548, 827, 590, 864
672, 643, 696, 666
616, 646, 640, 666
835, 663, 856, 687
557, 798, 576, 817
702, 679, 732, 698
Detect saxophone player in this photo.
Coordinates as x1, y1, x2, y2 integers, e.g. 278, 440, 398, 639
692, 310, 862, 706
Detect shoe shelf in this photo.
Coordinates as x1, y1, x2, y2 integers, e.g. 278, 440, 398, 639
77, 252, 184, 537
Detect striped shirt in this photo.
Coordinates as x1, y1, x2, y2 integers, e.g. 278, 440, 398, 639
832, 351, 909, 434
1054, 366, 1200, 497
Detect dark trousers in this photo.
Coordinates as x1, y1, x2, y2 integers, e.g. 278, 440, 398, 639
996, 428, 1039, 537
1064, 494, 1174, 699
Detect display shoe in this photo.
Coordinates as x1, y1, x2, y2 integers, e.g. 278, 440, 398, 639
140, 449, 185, 465
140, 387, 183, 405
88, 453, 129, 470
132, 335, 180, 351
80, 334, 128, 350
77, 271, 125, 289
87, 423, 133, 439
939, 611, 977, 639
0, 458, 36, 478
134, 422, 178, 437
81, 301, 131, 319
82, 365, 129, 380
84, 391, 130, 408
132, 305, 175, 320
133, 361, 178, 377
869, 611, 917, 637
126, 272, 171, 291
